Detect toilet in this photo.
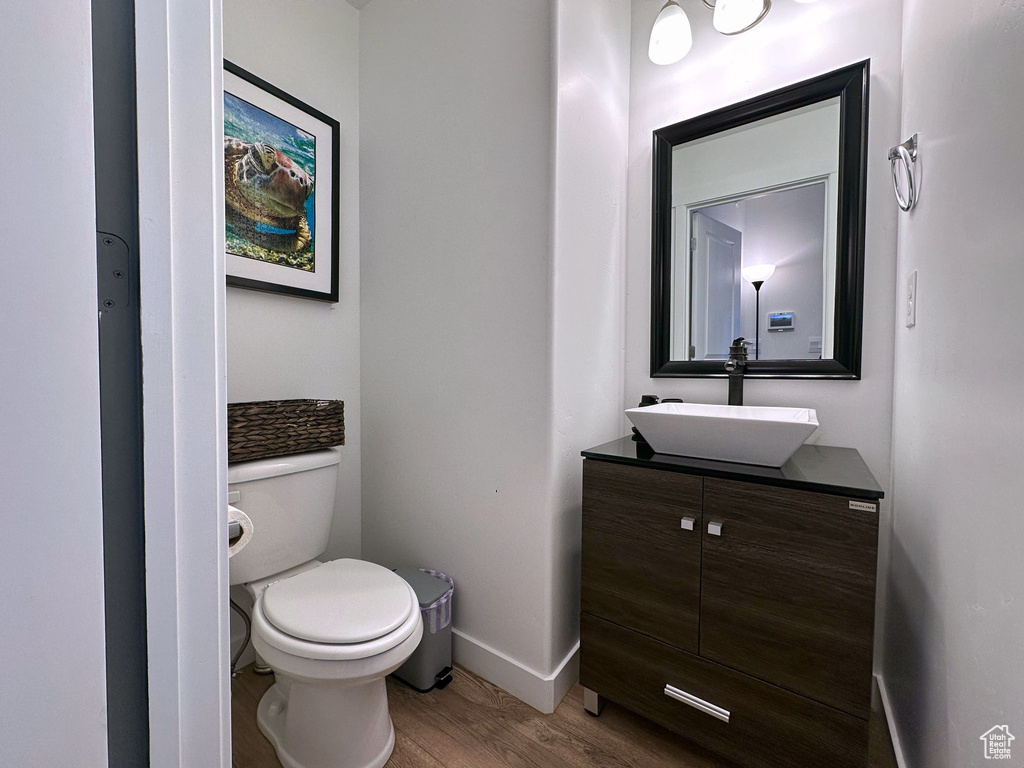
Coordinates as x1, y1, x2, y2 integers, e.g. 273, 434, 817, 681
229, 449, 423, 768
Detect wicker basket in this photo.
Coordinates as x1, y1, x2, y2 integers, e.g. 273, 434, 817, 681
227, 399, 345, 464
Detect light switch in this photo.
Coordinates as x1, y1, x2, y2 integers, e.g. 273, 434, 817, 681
906, 270, 918, 328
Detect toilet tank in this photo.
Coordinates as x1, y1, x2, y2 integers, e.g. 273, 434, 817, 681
228, 448, 340, 586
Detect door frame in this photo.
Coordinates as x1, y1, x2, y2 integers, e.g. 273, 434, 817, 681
136, 0, 231, 765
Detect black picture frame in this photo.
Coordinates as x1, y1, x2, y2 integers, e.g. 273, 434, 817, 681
224, 60, 340, 303
651, 61, 870, 379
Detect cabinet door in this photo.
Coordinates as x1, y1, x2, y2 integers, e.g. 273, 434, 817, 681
582, 459, 703, 652
700, 479, 879, 718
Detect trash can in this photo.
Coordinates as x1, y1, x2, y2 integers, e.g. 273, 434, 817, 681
392, 567, 454, 692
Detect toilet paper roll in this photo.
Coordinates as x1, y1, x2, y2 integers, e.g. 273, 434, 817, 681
228, 505, 254, 559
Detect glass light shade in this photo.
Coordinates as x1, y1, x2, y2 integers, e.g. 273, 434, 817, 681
793, 0, 820, 3
742, 264, 776, 284
713, 0, 770, 34
649, 2, 693, 65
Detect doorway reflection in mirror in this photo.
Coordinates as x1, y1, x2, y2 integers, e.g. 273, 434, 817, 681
676, 180, 830, 363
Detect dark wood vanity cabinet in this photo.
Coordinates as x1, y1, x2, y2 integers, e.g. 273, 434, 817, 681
579, 440, 884, 768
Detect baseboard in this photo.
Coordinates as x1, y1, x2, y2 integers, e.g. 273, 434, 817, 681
875, 674, 909, 768
453, 629, 579, 715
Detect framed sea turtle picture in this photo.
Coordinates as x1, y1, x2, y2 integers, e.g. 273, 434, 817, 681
223, 61, 340, 302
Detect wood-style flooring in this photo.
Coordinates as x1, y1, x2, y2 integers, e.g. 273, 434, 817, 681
231, 664, 898, 768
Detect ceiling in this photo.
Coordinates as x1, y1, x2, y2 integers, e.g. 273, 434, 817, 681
346, 0, 373, 8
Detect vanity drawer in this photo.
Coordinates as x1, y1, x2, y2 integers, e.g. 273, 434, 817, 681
580, 613, 869, 768
581, 459, 703, 652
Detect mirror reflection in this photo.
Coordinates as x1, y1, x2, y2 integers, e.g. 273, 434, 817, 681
670, 97, 841, 363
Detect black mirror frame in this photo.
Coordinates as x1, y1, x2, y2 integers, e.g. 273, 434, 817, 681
651, 60, 870, 380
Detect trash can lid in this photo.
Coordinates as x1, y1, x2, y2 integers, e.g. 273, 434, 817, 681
393, 567, 451, 607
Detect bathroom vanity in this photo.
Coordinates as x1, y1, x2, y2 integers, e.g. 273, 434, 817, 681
579, 437, 884, 768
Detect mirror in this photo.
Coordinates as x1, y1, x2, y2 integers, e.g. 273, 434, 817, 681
651, 62, 869, 379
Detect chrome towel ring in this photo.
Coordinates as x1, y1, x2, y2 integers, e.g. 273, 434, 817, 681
889, 134, 919, 212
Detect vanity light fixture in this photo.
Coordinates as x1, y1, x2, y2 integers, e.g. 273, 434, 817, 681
649, 1, 693, 66
650, 0, 771, 65
704, 0, 772, 35
742, 264, 775, 360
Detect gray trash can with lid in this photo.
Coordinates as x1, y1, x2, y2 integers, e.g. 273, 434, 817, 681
392, 567, 454, 692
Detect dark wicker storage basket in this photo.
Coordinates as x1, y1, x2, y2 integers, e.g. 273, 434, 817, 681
227, 399, 345, 463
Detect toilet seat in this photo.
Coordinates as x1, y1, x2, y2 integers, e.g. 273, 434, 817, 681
263, 559, 416, 644
252, 559, 421, 662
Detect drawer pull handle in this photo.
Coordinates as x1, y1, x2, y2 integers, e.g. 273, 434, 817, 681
707, 521, 723, 536
663, 684, 730, 723
680, 516, 695, 531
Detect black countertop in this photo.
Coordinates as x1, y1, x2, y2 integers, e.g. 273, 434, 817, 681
582, 437, 884, 500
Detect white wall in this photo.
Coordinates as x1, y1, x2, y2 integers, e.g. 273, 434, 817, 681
0, 1, 109, 764
882, 1, 1024, 765
224, 0, 362, 563
360, 0, 629, 711
361, 0, 555, 683
548, 0, 632, 690
627, 0, 903, 662
629, 0, 902, 486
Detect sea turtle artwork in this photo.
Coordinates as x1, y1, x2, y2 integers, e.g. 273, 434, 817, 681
223, 70, 338, 300
225, 136, 314, 260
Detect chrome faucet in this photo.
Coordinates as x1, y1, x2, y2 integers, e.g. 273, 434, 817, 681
724, 338, 751, 406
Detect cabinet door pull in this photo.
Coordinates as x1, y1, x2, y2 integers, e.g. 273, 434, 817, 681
663, 684, 730, 723
707, 521, 723, 536
680, 516, 695, 531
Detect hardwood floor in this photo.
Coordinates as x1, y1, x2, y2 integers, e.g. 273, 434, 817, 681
232, 664, 899, 768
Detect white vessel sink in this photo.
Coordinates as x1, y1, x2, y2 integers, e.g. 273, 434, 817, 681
625, 402, 819, 467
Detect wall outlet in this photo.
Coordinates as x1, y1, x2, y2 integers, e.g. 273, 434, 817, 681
905, 270, 918, 328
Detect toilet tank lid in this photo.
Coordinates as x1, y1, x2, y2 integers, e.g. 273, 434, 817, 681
228, 448, 340, 484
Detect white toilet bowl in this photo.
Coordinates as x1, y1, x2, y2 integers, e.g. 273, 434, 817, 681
247, 558, 424, 768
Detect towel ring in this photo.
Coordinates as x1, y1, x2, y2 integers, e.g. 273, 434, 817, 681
889, 134, 919, 212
